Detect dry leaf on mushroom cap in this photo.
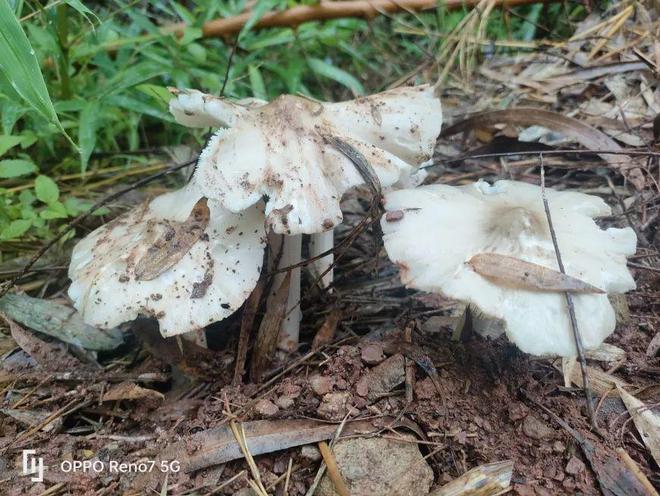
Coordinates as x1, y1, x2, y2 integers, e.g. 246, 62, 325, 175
68, 183, 266, 337
169, 85, 442, 235
381, 180, 637, 357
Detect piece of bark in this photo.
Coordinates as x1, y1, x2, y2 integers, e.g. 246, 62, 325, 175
251, 272, 291, 382
0, 293, 123, 350
1, 313, 86, 373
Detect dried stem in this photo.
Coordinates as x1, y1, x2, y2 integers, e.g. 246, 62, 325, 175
539, 157, 597, 429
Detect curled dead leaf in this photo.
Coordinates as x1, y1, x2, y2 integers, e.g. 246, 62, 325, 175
441, 108, 644, 190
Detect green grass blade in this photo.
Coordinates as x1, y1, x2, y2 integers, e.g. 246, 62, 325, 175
307, 57, 365, 97
78, 99, 99, 172
0, 1, 59, 126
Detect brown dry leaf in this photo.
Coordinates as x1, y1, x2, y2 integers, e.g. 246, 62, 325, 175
134, 197, 210, 281
312, 309, 342, 350
102, 381, 164, 402
1, 313, 85, 373
251, 272, 291, 382
441, 108, 644, 189
467, 253, 604, 293
429, 460, 514, 496
617, 386, 660, 467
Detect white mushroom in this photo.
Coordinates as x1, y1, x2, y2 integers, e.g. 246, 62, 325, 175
381, 180, 637, 357
68, 183, 266, 337
168, 88, 266, 128
170, 85, 442, 349
171, 84, 442, 234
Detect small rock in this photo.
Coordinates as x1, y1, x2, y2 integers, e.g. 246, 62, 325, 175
301, 445, 322, 462
552, 441, 565, 453
254, 399, 279, 417
317, 392, 350, 421
317, 435, 433, 496
565, 456, 585, 475
275, 396, 294, 410
414, 377, 437, 400
512, 483, 536, 496
310, 375, 333, 396
508, 403, 529, 422
360, 343, 385, 365
355, 354, 405, 402
522, 415, 555, 440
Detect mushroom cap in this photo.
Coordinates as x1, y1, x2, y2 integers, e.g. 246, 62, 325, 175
381, 180, 637, 357
172, 85, 442, 235
168, 88, 266, 128
68, 183, 266, 337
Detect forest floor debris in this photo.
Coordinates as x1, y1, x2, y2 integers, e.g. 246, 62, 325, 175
0, 3, 659, 495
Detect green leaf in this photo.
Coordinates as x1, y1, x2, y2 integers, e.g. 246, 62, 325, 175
64, 0, 100, 24
0, 135, 22, 156
0, 219, 31, 240
186, 43, 206, 63
0, 159, 37, 178
78, 100, 100, 172
135, 84, 172, 105
34, 175, 60, 204
40, 201, 68, 219
307, 58, 364, 96
240, 0, 279, 38
0, 0, 67, 136
248, 64, 267, 100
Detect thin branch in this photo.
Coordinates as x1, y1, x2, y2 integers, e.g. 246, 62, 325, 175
163, 0, 555, 38
539, 156, 598, 430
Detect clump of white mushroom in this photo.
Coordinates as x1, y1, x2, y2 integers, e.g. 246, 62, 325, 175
68, 84, 442, 349
381, 180, 637, 357
68, 183, 266, 338
167, 85, 442, 349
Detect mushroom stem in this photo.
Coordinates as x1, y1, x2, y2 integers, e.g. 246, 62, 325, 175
275, 234, 302, 351
309, 230, 334, 289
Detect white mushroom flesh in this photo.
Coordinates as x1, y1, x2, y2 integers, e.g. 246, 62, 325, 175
68, 183, 266, 337
381, 180, 637, 357
171, 85, 442, 235
168, 88, 266, 128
